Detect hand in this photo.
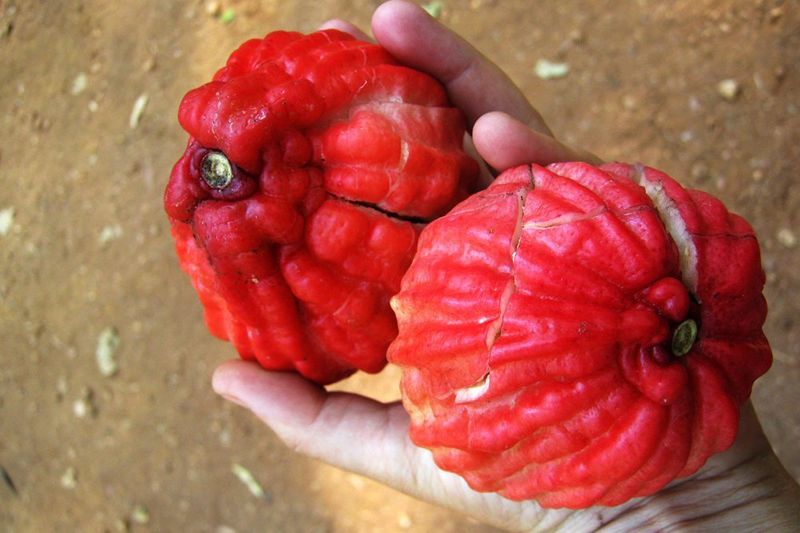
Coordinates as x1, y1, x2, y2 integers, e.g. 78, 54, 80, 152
213, 1, 800, 531
321, 0, 601, 180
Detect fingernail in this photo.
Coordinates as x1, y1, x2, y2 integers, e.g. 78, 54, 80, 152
217, 391, 248, 408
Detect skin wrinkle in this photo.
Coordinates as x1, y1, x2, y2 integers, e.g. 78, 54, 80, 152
591, 403, 675, 506
475, 381, 630, 499
654, 494, 782, 532
596, 448, 781, 532
404, 435, 557, 532
523, 400, 660, 505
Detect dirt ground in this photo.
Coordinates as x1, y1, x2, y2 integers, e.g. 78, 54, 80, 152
1, 0, 797, 531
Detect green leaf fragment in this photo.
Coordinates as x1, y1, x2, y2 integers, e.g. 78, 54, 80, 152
535, 59, 570, 80
423, 1, 443, 18
232, 463, 265, 498
219, 8, 236, 24
131, 505, 150, 524
129, 93, 149, 129
96, 327, 120, 377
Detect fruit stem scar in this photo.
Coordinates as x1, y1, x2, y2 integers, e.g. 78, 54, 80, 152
201, 150, 233, 189
672, 319, 697, 357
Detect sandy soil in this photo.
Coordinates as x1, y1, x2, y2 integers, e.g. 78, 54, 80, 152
1, 1, 797, 531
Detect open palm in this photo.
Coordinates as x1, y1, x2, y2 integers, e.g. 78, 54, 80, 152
213, 2, 800, 531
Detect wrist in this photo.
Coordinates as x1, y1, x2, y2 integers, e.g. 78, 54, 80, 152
590, 450, 800, 532
533, 404, 800, 532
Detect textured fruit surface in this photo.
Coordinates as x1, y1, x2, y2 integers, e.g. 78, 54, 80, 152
165, 30, 478, 384
388, 162, 772, 508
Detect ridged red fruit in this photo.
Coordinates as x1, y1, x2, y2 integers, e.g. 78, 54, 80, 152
165, 30, 478, 384
388, 162, 771, 508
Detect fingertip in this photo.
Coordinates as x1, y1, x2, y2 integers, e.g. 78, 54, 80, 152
212, 359, 252, 395
318, 19, 372, 42
211, 359, 265, 410
473, 110, 513, 134
373, 0, 422, 26
372, 0, 431, 52
473, 111, 600, 169
472, 111, 527, 169
214, 361, 328, 429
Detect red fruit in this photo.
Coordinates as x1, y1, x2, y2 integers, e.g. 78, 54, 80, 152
165, 30, 478, 384
388, 162, 771, 508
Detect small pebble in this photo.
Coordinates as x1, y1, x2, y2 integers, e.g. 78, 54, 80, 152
0, 207, 14, 235
73, 387, 96, 418
768, 6, 784, 22
777, 228, 797, 248
73, 398, 90, 418
690, 162, 709, 180
71, 73, 88, 95
56, 376, 68, 399
397, 512, 413, 529
717, 79, 740, 101
60, 467, 77, 489
568, 29, 585, 44
131, 505, 150, 524
98, 224, 123, 244
205, 1, 221, 16
753, 72, 767, 93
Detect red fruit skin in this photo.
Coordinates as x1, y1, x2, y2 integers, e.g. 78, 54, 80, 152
388, 162, 771, 508
164, 30, 478, 384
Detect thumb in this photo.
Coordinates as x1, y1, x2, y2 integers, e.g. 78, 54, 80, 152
473, 111, 601, 170
211, 360, 413, 484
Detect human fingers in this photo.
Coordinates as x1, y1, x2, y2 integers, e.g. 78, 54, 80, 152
371, 0, 551, 134
318, 18, 372, 42
212, 360, 410, 482
211, 360, 570, 531
473, 111, 602, 170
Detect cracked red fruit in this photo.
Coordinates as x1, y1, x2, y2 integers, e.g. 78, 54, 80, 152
164, 30, 478, 384
388, 162, 772, 508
